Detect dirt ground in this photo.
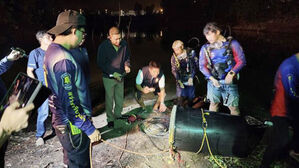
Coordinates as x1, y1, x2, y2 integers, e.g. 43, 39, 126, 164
5, 86, 299, 168
4, 88, 213, 168
4, 122, 211, 168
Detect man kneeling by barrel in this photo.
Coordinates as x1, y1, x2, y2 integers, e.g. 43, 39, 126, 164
135, 61, 167, 112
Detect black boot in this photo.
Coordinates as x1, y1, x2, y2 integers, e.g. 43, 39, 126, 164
187, 99, 194, 109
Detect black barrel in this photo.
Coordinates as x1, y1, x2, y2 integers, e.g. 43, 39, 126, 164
169, 106, 265, 157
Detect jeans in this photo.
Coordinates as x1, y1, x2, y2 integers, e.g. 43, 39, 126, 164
207, 81, 239, 107
36, 99, 49, 138
176, 84, 195, 99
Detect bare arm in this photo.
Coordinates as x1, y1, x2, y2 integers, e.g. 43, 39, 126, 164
27, 67, 36, 79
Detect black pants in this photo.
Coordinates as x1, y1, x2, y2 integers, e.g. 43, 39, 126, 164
55, 126, 91, 168
0, 140, 8, 168
261, 116, 299, 168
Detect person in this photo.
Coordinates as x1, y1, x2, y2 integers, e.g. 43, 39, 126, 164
171, 40, 197, 108
260, 53, 299, 168
135, 61, 167, 112
27, 30, 53, 146
97, 26, 131, 128
0, 48, 25, 167
44, 10, 101, 167
0, 49, 24, 98
199, 22, 246, 116
0, 102, 34, 147
70, 38, 90, 84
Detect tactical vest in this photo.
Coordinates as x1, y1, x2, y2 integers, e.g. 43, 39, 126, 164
174, 49, 195, 83
204, 40, 234, 80
141, 66, 163, 88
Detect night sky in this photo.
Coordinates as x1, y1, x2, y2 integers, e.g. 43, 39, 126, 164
57, 0, 161, 11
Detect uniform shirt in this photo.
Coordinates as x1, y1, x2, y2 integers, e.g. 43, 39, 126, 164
271, 54, 299, 118
27, 48, 46, 84
69, 47, 92, 116
199, 40, 246, 80
70, 47, 90, 84
44, 43, 95, 136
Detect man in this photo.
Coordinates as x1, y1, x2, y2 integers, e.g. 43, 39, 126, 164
70, 39, 91, 118
199, 22, 246, 115
44, 10, 100, 167
135, 61, 167, 112
70, 38, 90, 84
260, 53, 299, 168
171, 40, 197, 108
27, 30, 53, 146
97, 27, 131, 128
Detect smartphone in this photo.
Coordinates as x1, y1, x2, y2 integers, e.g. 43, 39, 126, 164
0, 72, 50, 111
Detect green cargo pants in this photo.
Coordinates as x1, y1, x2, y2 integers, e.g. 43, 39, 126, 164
103, 77, 124, 122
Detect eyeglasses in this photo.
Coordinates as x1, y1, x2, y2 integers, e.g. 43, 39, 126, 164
77, 29, 87, 36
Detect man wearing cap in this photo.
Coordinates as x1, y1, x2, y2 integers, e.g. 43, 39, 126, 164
97, 27, 131, 128
44, 10, 100, 167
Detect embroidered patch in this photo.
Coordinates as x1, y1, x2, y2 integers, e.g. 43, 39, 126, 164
61, 73, 72, 90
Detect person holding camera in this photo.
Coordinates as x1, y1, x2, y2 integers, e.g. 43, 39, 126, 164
199, 22, 246, 115
0, 48, 25, 98
0, 48, 29, 166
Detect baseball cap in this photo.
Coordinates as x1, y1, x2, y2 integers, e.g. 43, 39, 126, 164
48, 10, 86, 35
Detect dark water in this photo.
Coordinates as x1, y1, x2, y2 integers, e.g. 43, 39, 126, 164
1, 30, 298, 120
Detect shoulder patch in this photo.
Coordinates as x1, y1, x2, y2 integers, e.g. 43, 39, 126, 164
61, 73, 72, 90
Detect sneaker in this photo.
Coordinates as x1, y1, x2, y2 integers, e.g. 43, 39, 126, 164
289, 150, 299, 162
36, 137, 44, 146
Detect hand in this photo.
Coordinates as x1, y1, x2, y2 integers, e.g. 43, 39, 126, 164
88, 129, 101, 143
224, 71, 235, 84
187, 78, 193, 86
0, 102, 34, 134
209, 76, 220, 88
159, 103, 167, 112
7, 50, 22, 61
113, 72, 122, 81
143, 86, 151, 94
177, 80, 184, 88
125, 65, 130, 74
148, 88, 155, 92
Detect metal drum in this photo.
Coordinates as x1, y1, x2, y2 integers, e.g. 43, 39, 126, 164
169, 105, 265, 157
